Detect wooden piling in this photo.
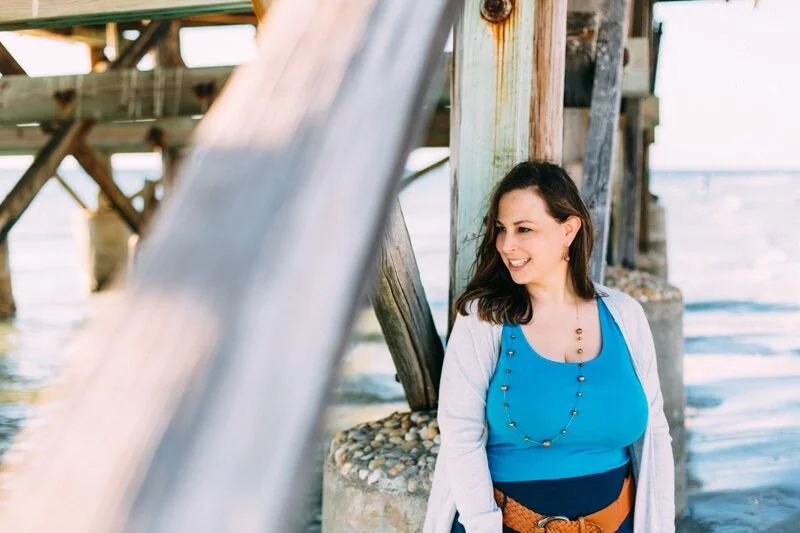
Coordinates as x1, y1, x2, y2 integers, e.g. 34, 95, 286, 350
617, 0, 650, 269
371, 200, 444, 411
580, 0, 631, 284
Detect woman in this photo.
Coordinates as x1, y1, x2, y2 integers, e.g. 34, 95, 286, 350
423, 161, 674, 533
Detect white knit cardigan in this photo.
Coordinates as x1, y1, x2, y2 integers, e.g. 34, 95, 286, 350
423, 283, 675, 533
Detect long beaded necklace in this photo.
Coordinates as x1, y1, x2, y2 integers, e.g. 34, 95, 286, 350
500, 301, 585, 447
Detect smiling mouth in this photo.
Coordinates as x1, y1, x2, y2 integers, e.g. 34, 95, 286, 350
508, 258, 531, 268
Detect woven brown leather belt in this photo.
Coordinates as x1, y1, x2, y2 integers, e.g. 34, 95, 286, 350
492, 473, 634, 533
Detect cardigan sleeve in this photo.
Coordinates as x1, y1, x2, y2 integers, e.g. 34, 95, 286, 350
634, 302, 676, 532
436, 304, 502, 533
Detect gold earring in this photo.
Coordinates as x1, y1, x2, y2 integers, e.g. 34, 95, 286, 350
563, 249, 570, 262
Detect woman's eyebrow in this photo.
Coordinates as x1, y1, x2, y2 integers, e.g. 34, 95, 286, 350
496, 220, 535, 225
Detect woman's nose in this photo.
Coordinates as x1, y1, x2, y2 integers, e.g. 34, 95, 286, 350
500, 233, 517, 253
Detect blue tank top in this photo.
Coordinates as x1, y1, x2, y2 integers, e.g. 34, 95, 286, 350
485, 297, 648, 482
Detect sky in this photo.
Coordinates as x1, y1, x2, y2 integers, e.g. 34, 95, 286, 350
0, 0, 798, 172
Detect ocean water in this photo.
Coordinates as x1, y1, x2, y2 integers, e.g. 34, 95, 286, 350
0, 161, 798, 531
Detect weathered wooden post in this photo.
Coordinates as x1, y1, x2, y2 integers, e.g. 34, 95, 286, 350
370, 198, 444, 412
0, 2, 457, 532
581, 0, 630, 284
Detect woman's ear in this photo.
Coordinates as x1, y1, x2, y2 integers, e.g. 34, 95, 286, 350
564, 215, 582, 245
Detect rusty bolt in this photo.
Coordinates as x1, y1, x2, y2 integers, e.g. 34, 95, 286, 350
53, 89, 76, 115
193, 81, 216, 101
481, 0, 513, 23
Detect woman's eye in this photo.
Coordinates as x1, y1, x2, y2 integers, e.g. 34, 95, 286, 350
496, 227, 505, 233
518, 227, 531, 233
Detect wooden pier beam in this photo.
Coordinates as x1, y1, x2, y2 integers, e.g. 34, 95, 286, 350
450, 0, 568, 312
581, 0, 631, 284
0, 1, 457, 531
0, 1, 253, 31
0, 66, 231, 126
371, 200, 445, 411
0, 118, 199, 156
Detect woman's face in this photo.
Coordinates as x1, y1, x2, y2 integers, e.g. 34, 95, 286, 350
495, 188, 579, 287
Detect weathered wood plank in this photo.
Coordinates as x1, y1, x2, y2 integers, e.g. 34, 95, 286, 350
532, 0, 568, 161
371, 200, 444, 411
72, 141, 143, 234
0, 66, 231, 125
0, 1, 252, 31
451, 1, 536, 308
0, 120, 93, 240
451, 0, 567, 310
618, 98, 643, 268
581, 0, 630, 284
0, 1, 456, 531
0, 117, 199, 155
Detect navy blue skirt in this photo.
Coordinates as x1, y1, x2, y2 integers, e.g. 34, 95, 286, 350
451, 462, 634, 533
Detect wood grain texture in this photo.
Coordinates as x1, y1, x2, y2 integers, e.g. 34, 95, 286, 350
581, 0, 630, 284
0, 66, 231, 126
72, 141, 143, 234
618, 97, 643, 268
618, 0, 649, 267
450, 0, 536, 310
0, 120, 92, 240
0, 1, 252, 30
0, 1, 457, 532
0, 118, 199, 155
531, 0, 567, 162
371, 200, 444, 411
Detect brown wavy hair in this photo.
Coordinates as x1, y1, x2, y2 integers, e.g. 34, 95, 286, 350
454, 161, 596, 325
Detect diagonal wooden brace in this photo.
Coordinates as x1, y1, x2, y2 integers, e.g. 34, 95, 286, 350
71, 141, 143, 234
0, 21, 170, 240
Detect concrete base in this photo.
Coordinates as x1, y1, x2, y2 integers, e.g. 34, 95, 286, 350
88, 208, 132, 291
605, 268, 686, 518
322, 462, 429, 533
322, 411, 437, 533
0, 240, 16, 319
640, 296, 687, 518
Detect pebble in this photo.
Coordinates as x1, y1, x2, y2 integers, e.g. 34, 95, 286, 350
420, 427, 438, 441
328, 410, 442, 494
368, 457, 386, 469
367, 470, 384, 485
341, 463, 355, 477
604, 266, 682, 302
388, 464, 406, 476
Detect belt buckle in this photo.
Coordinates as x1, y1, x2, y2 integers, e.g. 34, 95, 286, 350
536, 515, 570, 529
